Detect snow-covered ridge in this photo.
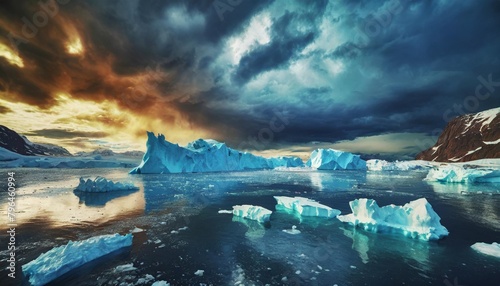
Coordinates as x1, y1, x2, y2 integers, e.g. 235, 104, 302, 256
130, 132, 303, 174
22, 233, 133, 286
306, 148, 366, 170
338, 198, 449, 241
75, 177, 139, 192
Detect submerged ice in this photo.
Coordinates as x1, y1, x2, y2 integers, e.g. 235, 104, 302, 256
274, 196, 341, 218
337, 198, 449, 241
130, 132, 303, 174
306, 149, 366, 170
74, 176, 138, 192
22, 233, 133, 286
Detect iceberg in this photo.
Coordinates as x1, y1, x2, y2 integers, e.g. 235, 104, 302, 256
306, 149, 366, 170
424, 164, 500, 183
337, 198, 449, 241
471, 242, 500, 258
274, 196, 341, 218
232, 205, 272, 223
366, 159, 435, 171
130, 132, 303, 174
22, 233, 133, 286
74, 176, 138, 192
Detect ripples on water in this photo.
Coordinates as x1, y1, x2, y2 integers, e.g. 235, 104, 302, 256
0, 168, 499, 285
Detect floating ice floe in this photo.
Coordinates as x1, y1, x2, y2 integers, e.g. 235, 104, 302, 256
366, 159, 435, 171
306, 148, 366, 170
114, 263, 137, 272
424, 164, 500, 183
152, 281, 170, 286
274, 196, 341, 218
22, 233, 133, 286
129, 132, 303, 174
283, 225, 301, 235
337, 198, 449, 241
194, 269, 205, 276
75, 176, 138, 192
471, 242, 500, 258
232, 205, 272, 223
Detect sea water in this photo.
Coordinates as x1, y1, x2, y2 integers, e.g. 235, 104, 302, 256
0, 168, 499, 285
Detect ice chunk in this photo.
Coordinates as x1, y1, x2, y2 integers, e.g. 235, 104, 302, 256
283, 225, 301, 235
337, 198, 449, 241
367, 159, 435, 171
471, 242, 500, 258
306, 149, 366, 170
424, 165, 500, 183
130, 132, 303, 174
218, 210, 233, 214
274, 196, 341, 218
232, 205, 272, 223
22, 233, 133, 286
74, 176, 138, 192
114, 263, 137, 272
131, 227, 145, 233
194, 269, 205, 276
152, 281, 170, 286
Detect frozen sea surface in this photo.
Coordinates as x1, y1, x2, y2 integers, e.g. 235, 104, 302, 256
0, 168, 499, 285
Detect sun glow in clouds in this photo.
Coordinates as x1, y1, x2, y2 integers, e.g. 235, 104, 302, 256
0, 43, 24, 67
66, 37, 83, 54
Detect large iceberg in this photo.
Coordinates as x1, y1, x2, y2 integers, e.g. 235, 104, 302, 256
232, 205, 272, 223
306, 149, 366, 170
22, 233, 133, 286
471, 242, 500, 258
366, 159, 435, 171
424, 164, 500, 183
74, 176, 139, 192
130, 132, 303, 174
274, 196, 341, 218
337, 198, 449, 241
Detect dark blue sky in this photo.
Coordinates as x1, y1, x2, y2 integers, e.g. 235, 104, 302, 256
0, 0, 499, 158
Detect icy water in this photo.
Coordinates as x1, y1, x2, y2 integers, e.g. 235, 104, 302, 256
1, 168, 499, 286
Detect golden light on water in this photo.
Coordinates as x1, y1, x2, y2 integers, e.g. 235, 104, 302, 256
0, 43, 24, 67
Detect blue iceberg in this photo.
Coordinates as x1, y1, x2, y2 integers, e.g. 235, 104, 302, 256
232, 205, 272, 223
74, 176, 138, 192
130, 132, 303, 174
22, 233, 133, 286
424, 164, 500, 183
274, 196, 341, 218
306, 149, 366, 170
337, 198, 449, 241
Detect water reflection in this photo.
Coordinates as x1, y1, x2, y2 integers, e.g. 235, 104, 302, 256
308, 171, 361, 192
232, 216, 266, 239
0, 189, 145, 228
341, 227, 370, 264
73, 189, 140, 207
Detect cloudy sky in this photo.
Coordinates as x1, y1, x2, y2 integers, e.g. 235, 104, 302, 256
0, 0, 499, 159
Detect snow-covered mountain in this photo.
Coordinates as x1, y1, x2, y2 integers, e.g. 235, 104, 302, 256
0, 125, 72, 156
130, 132, 304, 174
416, 107, 499, 162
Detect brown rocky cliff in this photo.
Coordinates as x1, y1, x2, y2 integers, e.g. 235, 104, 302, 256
416, 108, 499, 162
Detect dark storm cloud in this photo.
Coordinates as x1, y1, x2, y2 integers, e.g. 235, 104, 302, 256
25, 129, 109, 139
1, 0, 499, 155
